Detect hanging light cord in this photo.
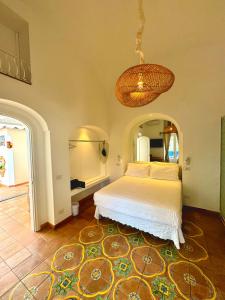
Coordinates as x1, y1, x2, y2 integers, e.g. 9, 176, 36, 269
135, 0, 145, 64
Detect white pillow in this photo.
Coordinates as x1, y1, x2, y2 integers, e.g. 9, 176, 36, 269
125, 163, 150, 178
150, 163, 179, 181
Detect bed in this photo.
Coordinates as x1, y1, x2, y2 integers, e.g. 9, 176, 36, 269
94, 163, 185, 249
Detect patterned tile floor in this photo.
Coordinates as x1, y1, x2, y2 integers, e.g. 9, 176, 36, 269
0, 198, 224, 299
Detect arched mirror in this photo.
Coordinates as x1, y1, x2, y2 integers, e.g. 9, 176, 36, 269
133, 119, 179, 163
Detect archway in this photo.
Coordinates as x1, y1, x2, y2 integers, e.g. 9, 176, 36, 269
122, 113, 183, 172
0, 98, 54, 231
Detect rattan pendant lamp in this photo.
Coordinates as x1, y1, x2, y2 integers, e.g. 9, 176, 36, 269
115, 0, 175, 107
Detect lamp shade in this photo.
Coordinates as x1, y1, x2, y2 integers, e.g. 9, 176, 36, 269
115, 64, 175, 107
163, 123, 178, 134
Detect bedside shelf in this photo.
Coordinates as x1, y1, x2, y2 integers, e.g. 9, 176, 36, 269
70, 175, 109, 197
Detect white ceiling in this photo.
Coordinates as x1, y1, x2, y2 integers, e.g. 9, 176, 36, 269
22, 0, 225, 97
0, 115, 24, 127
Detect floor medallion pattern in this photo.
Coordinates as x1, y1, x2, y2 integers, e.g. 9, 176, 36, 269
9, 271, 55, 300
182, 221, 203, 237
113, 276, 154, 300
77, 257, 114, 297
79, 225, 104, 244
142, 232, 169, 247
51, 243, 85, 272
102, 234, 130, 258
117, 223, 138, 235
168, 261, 216, 300
131, 246, 166, 278
8, 217, 218, 299
178, 237, 208, 262
151, 276, 177, 300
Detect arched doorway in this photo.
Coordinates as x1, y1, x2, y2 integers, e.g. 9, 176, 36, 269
0, 98, 54, 231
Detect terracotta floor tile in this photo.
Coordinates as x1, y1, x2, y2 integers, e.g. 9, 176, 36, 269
200, 266, 225, 295
68, 233, 80, 243
0, 271, 19, 297
28, 261, 52, 274
0, 260, 11, 277
4, 207, 21, 216
27, 237, 48, 254
39, 229, 62, 242
209, 254, 225, 275
0, 230, 9, 242
44, 252, 55, 267
1, 220, 24, 235
206, 238, 225, 257
32, 275, 54, 299
1, 281, 32, 300
2, 216, 18, 226
0, 288, 13, 300
6, 247, 31, 269
13, 229, 37, 246
0, 216, 9, 224
0, 217, 12, 226
22, 262, 52, 290
0, 241, 23, 260
35, 238, 65, 260
0, 236, 16, 250
12, 254, 43, 280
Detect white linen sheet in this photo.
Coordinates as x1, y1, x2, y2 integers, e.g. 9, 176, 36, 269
94, 175, 185, 248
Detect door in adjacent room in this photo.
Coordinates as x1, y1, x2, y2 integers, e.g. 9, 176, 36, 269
0, 116, 33, 231
137, 136, 150, 162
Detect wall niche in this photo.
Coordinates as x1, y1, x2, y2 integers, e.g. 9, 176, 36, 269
69, 126, 108, 184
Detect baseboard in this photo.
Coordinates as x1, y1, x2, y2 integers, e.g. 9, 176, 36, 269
54, 215, 73, 229
183, 205, 220, 216
40, 215, 73, 231
39, 222, 54, 231
184, 206, 225, 226
39, 194, 94, 231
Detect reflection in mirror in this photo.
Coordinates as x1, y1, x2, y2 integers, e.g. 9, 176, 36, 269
134, 119, 179, 163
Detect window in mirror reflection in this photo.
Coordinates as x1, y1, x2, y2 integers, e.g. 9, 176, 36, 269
135, 119, 179, 163
168, 133, 179, 162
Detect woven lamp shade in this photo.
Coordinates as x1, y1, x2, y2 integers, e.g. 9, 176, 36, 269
163, 123, 178, 134
115, 64, 175, 107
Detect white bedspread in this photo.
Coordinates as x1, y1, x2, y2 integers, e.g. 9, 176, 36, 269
94, 176, 184, 248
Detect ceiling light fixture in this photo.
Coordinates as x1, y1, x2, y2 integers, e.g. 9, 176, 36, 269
161, 123, 178, 134
115, 0, 175, 107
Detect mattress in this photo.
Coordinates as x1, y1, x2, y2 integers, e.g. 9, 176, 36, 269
94, 175, 182, 228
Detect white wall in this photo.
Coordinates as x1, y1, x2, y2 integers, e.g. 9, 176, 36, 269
108, 42, 225, 212
0, 0, 109, 226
